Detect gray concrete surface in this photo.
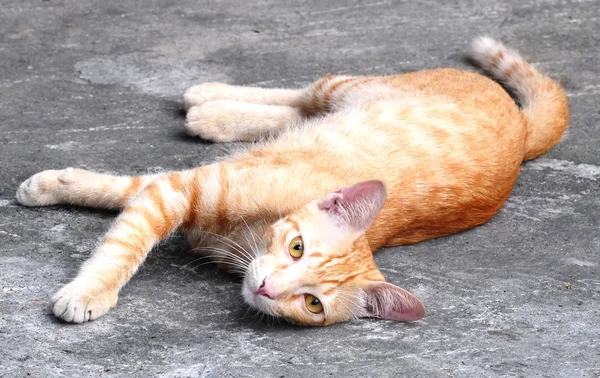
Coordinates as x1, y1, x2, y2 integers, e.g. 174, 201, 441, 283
1, 0, 599, 377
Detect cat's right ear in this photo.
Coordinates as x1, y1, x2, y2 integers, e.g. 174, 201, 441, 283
317, 180, 387, 234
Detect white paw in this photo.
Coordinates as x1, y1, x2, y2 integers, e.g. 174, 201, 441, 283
185, 102, 241, 142
52, 280, 118, 323
182, 82, 231, 111
16, 168, 76, 206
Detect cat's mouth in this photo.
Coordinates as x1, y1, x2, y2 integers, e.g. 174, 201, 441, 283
241, 278, 275, 317
242, 272, 266, 304
242, 263, 288, 320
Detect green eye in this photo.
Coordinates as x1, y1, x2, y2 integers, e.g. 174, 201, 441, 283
289, 236, 304, 259
305, 294, 324, 314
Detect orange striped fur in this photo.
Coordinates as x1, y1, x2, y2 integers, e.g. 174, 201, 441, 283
16, 37, 568, 325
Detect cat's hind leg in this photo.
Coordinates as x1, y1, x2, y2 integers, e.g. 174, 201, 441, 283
185, 100, 303, 142
183, 82, 306, 110
182, 76, 371, 142
16, 168, 162, 210
183, 75, 372, 114
183, 82, 308, 142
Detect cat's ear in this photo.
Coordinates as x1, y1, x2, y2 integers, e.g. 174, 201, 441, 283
359, 281, 426, 322
317, 180, 387, 234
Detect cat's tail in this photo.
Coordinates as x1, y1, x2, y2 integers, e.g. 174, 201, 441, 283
469, 37, 569, 161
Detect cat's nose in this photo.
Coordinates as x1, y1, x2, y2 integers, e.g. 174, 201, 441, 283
255, 276, 278, 299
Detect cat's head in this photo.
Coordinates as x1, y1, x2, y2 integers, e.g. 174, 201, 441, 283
242, 180, 426, 326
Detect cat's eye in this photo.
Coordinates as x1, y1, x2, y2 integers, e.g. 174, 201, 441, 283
288, 236, 304, 259
305, 294, 324, 314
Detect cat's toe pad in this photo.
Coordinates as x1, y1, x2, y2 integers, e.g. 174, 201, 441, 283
16, 168, 77, 206
51, 281, 118, 323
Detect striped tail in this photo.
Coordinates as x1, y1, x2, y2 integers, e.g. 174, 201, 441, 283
469, 37, 569, 161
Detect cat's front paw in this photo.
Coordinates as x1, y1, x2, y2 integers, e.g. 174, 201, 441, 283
16, 168, 73, 206
52, 280, 118, 323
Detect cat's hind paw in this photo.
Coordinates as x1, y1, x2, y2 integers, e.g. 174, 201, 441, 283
185, 101, 245, 142
183, 82, 232, 111
51, 280, 118, 323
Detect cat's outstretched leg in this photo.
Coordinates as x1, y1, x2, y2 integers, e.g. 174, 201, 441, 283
182, 76, 370, 111
185, 100, 304, 142
182, 76, 372, 142
183, 82, 307, 142
50, 168, 202, 323
16, 168, 162, 210
183, 82, 306, 110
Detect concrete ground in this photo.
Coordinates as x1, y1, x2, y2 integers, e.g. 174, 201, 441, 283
1, 0, 599, 377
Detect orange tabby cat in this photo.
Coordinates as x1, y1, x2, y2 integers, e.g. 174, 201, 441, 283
16, 37, 568, 326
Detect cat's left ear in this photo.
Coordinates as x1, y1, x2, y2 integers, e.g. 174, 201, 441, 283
359, 281, 426, 322
317, 180, 387, 234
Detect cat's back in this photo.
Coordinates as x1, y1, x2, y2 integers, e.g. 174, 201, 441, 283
389, 68, 518, 111
274, 68, 526, 163
234, 67, 528, 197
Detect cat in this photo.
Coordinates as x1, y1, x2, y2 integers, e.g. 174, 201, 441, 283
15, 37, 568, 326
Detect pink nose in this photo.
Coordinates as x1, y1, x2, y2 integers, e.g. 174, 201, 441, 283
255, 276, 279, 299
